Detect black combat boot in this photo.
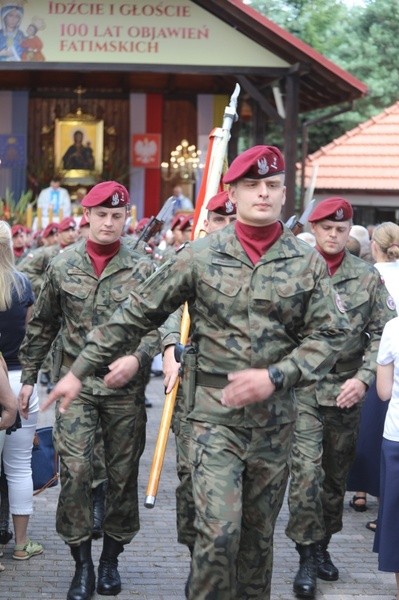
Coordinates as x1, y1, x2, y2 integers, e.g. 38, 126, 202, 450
293, 543, 317, 599
67, 540, 95, 600
316, 536, 339, 581
92, 481, 107, 540
97, 533, 124, 596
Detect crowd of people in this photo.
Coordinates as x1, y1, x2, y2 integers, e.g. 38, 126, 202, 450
1, 144, 399, 600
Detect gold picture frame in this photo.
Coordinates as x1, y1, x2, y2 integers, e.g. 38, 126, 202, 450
54, 114, 104, 182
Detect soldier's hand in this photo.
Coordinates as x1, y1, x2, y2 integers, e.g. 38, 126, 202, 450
104, 355, 140, 388
336, 378, 366, 409
162, 345, 180, 393
221, 368, 275, 408
18, 384, 34, 420
42, 372, 82, 413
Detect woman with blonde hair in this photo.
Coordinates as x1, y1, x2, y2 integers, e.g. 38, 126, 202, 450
0, 220, 43, 560
348, 221, 399, 527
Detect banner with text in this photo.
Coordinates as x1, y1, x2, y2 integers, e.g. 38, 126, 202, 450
0, 1, 288, 67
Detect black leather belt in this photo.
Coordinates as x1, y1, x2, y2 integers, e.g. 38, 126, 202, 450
331, 357, 363, 374
93, 367, 110, 378
196, 372, 228, 389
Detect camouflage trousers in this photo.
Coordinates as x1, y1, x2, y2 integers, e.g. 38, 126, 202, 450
172, 414, 196, 549
286, 400, 361, 544
54, 387, 146, 546
187, 420, 293, 600
92, 422, 106, 488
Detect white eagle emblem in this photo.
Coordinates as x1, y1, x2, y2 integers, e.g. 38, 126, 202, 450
335, 208, 344, 220
135, 138, 157, 164
111, 192, 120, 206
257, 157, 269, 175
225, 199, 234, 214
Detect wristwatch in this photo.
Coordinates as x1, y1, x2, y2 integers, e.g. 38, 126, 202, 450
268, 366, 285, 391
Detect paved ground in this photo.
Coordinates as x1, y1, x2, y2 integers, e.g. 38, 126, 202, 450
0, 375, 395, 599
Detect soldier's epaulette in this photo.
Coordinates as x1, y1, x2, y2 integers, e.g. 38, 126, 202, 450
176, 242, 190, 254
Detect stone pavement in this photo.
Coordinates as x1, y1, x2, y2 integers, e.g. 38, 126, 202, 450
0, 375, 395, 600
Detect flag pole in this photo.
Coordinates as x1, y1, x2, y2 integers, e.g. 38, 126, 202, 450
144, 84, 240, 508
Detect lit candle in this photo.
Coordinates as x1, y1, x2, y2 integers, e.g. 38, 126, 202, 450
26, 204, 33, 228
48, 206, 53, 223
131, 205, 137, 228
58, 208, 63, 222
37, 207, 42, 230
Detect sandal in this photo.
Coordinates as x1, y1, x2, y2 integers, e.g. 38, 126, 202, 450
12, 539, 44, 561
349, 494, 368, 512
366, 519, 378, 532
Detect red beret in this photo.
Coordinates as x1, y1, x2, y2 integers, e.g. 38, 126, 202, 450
135, 217, 150, 233
59, 217, 77, 232
206, 191, 236, 216
25, 226, 32, 234
170, 214, 186, 231
81, 181, 129, 208
223, 145, 285, 184
42, 222, 59, 238
79, 214, 89, 228
179, 214, 194, 232
308, 197, 353, 223
11, 224, 25, 237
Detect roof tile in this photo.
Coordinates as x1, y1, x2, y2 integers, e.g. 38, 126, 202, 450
301, 101, 399, 192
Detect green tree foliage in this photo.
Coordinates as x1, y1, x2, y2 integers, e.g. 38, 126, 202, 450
245, 0, 399, 152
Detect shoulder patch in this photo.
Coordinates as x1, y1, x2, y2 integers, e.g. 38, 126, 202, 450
387, 295, 396, 311
335, 293, 346, 313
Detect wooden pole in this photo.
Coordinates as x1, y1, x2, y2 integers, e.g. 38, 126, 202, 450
144, 84, 240, 508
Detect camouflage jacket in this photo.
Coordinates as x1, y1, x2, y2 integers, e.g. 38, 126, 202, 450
19, 238, 160, 396
19, 244, 61, 297
311, 249, 395, 407
71, 223, 349, 426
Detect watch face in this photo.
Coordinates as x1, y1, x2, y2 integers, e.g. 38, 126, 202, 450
268, 367, 284, 391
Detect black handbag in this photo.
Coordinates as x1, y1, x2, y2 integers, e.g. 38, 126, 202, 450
31, 426, 59, 495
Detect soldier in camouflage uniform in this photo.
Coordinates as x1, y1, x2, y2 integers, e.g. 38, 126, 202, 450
161, 191, 237, 555
19, 219, 76, 297
19, 218, 77, 391
18, 182, 159, 600
11, 224, 29, 264
285, 197, 396, 599
45, 146, 350, 600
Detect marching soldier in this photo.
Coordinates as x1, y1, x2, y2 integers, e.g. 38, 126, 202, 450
285, 197, 395, 599
44, 146, 351, 600
19, 218, 74, 298
161, 191, 237, 555
19, 218, 78, 392
18, 182, 160, 600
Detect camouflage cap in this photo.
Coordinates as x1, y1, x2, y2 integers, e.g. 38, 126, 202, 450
308, 197, 353, 223
223, 145, 285, 184
81, 181, 130, 208
206, 191, 236, 215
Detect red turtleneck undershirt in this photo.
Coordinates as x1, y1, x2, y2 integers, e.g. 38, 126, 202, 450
13, 247, 25, 259
235, 221, 282, 264
86, 239, 120, 277
316, 246, 345, 276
